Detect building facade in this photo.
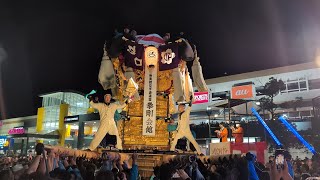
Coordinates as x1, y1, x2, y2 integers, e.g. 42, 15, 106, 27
0, 115, 36, 154
36, 91, 91, 147
192, 62, 320, 122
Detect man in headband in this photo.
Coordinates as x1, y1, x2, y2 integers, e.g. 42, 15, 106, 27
170, 97, 202, 155
88, 93, 127, 150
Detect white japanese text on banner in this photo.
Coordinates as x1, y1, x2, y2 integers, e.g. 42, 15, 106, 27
142, 46, 158, 136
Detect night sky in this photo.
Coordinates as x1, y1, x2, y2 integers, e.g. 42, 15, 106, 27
0, 0, 320, 119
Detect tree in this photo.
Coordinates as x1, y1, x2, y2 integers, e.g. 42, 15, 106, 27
279, 97, 303, 112
259, 77, 286, 120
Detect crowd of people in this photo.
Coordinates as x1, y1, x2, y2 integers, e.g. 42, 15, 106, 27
151, 152, 320, 180
1, 142, 320, 180
291, 156, 320, 179
153, 153, 287, 180
0, 144, 139, 180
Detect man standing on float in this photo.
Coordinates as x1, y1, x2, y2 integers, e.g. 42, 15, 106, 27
88, 94, 127, 150
170, 98, 202, 155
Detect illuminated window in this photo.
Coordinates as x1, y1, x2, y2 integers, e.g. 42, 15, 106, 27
309, 79, 320, 90
281, 78, 308, 93
300, 111, 311, 117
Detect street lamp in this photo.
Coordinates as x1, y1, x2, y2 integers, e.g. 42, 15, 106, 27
0, 44, 7, 120
206, 106, 213, 138
256, 99, 267, 142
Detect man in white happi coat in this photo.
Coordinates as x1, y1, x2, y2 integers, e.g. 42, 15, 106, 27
170, 99, 202, 155
89, 94, 126, 150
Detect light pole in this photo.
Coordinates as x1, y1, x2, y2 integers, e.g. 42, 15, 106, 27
206, 106, 213, 138
0, 44, 7, 120
256, 100, 267, 142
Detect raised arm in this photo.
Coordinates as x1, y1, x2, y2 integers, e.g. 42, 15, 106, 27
26, 155, 41, 174
186, 105, 192, 113
233, 128, 240, 133
232, 127, 243, 134
130, 153, 139, 180
89, 101, 102, 111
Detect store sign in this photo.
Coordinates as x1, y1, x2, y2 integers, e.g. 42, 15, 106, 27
64, 115, 79, 122
0, 136, 8, 150
8, 127, 25, 135
193, 92, 209, 104
231, 84, 254, 99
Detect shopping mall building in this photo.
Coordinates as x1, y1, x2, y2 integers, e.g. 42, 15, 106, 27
1, 61, 320, 154
0, 91, 94, 154
192, 61, 320, 125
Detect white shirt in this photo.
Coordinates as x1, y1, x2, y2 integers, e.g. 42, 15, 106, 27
89, 101, 126, 126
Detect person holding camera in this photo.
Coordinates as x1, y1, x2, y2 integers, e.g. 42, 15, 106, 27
215, 123, 228, 142
231, 124, 244, 143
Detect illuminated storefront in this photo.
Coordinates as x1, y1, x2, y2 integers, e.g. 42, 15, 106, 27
64, 113, 100, 149
0, 115, 59, 154
0, 92, 91, 153
0, 136, 9, 154
36, 91, 90, 147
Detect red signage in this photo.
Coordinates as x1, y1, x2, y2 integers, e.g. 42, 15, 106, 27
193, 92, 209, 104
8, 127, 25, 135
231, 84, 254, 99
